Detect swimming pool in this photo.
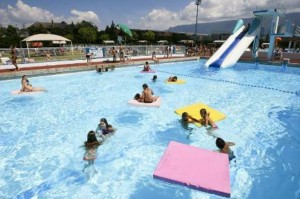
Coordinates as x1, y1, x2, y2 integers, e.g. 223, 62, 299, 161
0, 60, 299, 199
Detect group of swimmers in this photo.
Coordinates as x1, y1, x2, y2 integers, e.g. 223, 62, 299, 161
134, 83, 159, 103
181, 109, 235, 161
96, 65, 115, 73
82, 118, 116, 172
136, 64, 235, 161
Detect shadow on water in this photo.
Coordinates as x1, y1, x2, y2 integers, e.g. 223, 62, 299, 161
16, 169, 86, 198
130, 177, 190, 199
155, 87, 173, 94
154, 121, 192, 146
248, 107, 300, 199
115, 110, 144, 125
7, 96, 34, 103
134, 74, 144, 79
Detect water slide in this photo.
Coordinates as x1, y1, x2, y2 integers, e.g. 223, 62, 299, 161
205, 18, 261, 68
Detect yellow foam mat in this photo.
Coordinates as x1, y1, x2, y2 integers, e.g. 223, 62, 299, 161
175, 103, 226, 127
165, 79, 186, 84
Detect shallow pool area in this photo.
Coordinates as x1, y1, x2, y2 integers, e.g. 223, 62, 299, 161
0, 60, 299, 199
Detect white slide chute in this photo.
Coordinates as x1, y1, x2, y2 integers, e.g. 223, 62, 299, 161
205, 18, 261, 68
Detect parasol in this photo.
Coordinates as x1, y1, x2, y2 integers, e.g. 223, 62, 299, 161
117, 24, 133, 37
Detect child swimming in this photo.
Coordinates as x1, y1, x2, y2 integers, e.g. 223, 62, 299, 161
216, 137, 236, 161
82, 131, 101, 172
199, 108, 218, 128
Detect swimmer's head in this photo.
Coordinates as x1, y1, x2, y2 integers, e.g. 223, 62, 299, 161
22, 75, 27, 79
142, 84, 148, 89
87, 131, 98, 143
200, 108, 207, 117
145, 61, 149, 65
173, 76, 177, 80
216, 137, 225, 150
152, 75, 157, 80
182, 112, 189, 121
100, 118, 108, 126
107, 124, 114, 131
134, 93, 140, 100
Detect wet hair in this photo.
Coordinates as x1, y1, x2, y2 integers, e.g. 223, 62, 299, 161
100, 118, 108, 128
182, 112, 189, 121
85, 131, 100, 149
145, 61, 149, 64
152, 75, 157, 80
216, 137, 225, 150
142, 83, 148, 89
173, 76, 177, 80
22, 75, 26, 79
200, 108, 207, 117
134, 93, 140, 100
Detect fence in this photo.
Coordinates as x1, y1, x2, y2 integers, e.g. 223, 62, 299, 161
0, 45, 186, 65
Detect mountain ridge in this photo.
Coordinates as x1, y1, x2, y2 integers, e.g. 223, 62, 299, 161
168, 12, 300, 35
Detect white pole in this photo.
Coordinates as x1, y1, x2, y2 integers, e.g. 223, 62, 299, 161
26, 41, 30, 58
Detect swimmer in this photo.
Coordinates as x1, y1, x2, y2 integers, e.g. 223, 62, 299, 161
101, 124, 116, 135
181, 112, 198, 135
167, 76, 177, 82
216, 137, 236, 161
152, 75, 157, 82
20, 75, 46, 93
140, 83, 159, 103
134, 93, 143, 102
199, 108, 218, 128
143, 62, 151, 71
83, 131, 101, 172
96, 118, 108, 135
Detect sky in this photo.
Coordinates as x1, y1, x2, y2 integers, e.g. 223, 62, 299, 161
0, 0, 299, 30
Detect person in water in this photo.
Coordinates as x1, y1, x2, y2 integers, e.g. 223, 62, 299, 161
96, 118, 108, 134
140, 83, 158, 103
82, 131, 101, 172
20, 75, 46, 93
181, 112, 198, 133
152, 75, 157, 82
134, 93, 143, 102
216, 137, 236, 161
199, 108, 218, 128
143, 62, 151, 71
167, 76, 178, 82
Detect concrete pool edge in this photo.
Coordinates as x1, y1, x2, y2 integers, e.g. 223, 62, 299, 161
0, 56, 198, 80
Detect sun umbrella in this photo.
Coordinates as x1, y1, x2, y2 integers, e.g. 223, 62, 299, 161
117, 24, 133, 37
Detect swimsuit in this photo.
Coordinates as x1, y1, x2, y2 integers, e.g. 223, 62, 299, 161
228, 149, 236, 161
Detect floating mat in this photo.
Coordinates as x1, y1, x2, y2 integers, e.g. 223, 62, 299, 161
153, 141, 230, 198
165, 79, 186, 84
175, 103, 226, 127
127, 97, 161, 108
11, 90, 43, 95
140, 70, 156, 73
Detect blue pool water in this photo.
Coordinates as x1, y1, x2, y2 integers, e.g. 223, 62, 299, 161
0, 61, 299, 199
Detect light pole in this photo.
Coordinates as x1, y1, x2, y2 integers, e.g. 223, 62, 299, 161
194, 0, 202, 40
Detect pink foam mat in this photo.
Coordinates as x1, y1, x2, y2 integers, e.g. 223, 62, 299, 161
153, 141, 230, 197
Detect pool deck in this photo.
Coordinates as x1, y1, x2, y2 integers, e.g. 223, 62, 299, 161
0, 55, 197, 80
1, 54, 300, 80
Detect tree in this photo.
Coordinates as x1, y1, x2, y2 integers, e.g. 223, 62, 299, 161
78, 27, 97, 44
142, 31, 155, 43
